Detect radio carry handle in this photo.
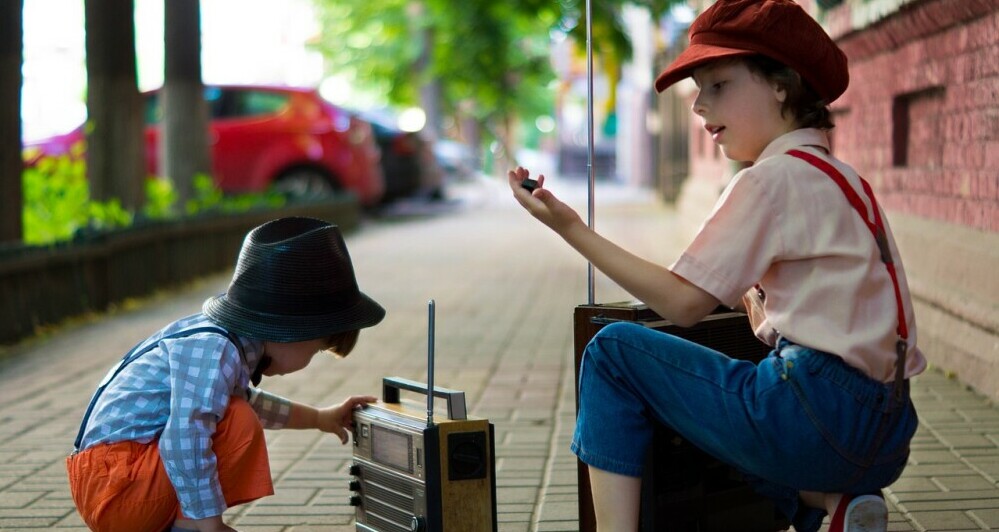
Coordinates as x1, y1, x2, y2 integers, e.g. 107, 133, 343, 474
382, 376, 468, 421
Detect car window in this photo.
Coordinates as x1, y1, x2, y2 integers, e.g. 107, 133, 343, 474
227, 90, 289, 118
204, 86, 224, 118
144, 87, 225, 123
144, 94, 162, 124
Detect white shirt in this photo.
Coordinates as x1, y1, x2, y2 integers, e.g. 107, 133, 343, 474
671, 128, 927, 383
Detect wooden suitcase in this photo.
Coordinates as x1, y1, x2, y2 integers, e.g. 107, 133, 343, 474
572, 301, 790, 532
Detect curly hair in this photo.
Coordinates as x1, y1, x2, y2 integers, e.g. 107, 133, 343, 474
324, 329, 360, 358
742, 54, 835, 130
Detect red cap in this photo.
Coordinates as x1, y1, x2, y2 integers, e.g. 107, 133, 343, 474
654, 0, 849, 103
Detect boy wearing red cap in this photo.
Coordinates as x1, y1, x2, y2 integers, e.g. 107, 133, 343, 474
66, 217, 386, 532
509, 1, 924, 531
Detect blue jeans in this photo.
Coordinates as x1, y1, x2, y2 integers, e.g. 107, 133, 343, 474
571, 322, 917, 532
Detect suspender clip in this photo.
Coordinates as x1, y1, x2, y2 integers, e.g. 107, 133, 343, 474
893, 338, 908, 402
875, 228, 893, 264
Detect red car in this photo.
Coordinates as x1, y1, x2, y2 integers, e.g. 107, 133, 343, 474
24, 84, 385, 207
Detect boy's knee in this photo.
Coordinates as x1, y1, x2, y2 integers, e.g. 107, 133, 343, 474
588, 322, 641, 355
584, 322, 643, 371
592, 322, 641, 344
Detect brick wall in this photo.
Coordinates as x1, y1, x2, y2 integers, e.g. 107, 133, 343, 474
830, 0, 999, 232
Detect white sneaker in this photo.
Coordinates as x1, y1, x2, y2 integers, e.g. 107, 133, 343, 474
829, 493, 888, 532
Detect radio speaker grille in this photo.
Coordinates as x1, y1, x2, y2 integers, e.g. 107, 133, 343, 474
357, 463, 419, 530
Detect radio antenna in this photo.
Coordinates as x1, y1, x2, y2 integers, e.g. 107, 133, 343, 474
426, 299, 436, 427
585, 0, 596, 305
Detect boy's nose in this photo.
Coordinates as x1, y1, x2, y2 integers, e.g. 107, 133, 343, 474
691, 96, 707, 116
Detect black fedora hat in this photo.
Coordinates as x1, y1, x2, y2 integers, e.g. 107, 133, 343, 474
203, 217, 385, 342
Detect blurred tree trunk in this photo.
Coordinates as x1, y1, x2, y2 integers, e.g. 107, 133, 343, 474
84, 0, 145, 210
0, 0, 23, 243
415, 23, 441, 141
163, 0, 210, 206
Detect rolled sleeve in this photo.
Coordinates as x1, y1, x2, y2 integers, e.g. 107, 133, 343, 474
248, 388, 293, 429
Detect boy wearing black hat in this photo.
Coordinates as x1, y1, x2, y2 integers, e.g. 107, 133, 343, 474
509, 1, 924, 531
66, 217, 385, 532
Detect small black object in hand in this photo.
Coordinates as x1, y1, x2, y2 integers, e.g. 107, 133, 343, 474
521, 178, 539, 192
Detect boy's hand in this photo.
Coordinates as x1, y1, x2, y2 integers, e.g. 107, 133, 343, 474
316, 395, 377, 444
507, 166, 584, 234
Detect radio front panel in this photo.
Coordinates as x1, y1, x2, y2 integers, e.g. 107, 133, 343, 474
354, 406, 428, 482
351, 402, 497, 531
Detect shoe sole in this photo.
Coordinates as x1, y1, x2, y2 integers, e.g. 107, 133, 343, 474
845, 494, 888, 532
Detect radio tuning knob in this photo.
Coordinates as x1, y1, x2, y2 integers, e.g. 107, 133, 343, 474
348, 480, 361, 492
410, 516, 426, 532
349, 464, 361, 476
349, 495, 362, 507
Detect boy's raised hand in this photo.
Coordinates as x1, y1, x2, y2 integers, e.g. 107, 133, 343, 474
317, 395, 378, 444
508, 166, 584, 234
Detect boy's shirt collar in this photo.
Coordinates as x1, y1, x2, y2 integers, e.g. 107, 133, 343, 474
228, 332, 265, 389
190, 313, 264, 390
756, 128, 831, 163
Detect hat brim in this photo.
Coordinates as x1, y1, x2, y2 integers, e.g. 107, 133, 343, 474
654, 43, 754, 93
202, 291, 386, 342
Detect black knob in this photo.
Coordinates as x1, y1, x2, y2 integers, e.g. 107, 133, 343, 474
410, 516, 426, 532
348, 480, 361, 491
349, 464, 361, 476
349, 495, 362, 507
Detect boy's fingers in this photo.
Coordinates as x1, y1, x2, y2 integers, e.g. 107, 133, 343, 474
349, 395, 377, 407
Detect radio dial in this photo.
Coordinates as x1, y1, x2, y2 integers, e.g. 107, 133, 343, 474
349, 464, 361, 476
410, 516, 426, 532
349, 495, 362, 507
348, 480, 361, 492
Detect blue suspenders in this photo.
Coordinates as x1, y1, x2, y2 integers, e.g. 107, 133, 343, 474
73, 326, 243, 452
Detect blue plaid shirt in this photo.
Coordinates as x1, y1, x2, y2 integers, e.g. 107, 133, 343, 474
76, 313, 292, 519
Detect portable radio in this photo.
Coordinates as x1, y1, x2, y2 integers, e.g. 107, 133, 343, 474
350, 300, 497, 532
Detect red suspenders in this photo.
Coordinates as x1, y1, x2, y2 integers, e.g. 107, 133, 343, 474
786, 149, 909, 399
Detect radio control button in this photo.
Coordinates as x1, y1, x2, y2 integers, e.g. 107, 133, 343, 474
349, 464, 361, 476
349, 495, 362, 507
410, 516, 426, 532
348, 480, 361, 492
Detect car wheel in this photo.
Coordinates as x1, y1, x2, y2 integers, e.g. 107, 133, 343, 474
272, 169, 338, 198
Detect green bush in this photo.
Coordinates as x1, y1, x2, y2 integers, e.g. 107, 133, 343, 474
21, 148, 287, 246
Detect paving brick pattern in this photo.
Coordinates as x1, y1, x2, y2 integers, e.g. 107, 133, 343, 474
0, 176, 996, 531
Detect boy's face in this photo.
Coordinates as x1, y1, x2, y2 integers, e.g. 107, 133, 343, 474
690, 60, 798, 162
261, 338, 331, 376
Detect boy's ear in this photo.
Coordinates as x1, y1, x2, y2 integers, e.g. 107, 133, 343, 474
773, 85, 788, 104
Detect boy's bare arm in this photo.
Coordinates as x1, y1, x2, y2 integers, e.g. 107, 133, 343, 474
560, 220, 720, 327
508, 167, 719, 326
284, 395, 377, 443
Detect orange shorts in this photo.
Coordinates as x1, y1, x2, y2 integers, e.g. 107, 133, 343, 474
66, 396, 273, 531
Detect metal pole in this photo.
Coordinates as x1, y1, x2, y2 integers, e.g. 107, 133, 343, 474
585, 0, 596, 305
426, 299, 435, 427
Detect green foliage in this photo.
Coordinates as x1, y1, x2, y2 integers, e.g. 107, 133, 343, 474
142, 175, 178, 219
314, 0, 559, 137
312, 0, 683, 146
184, 173, 225, 215
22, 151, 287, 246
21, 152, 132, 245
182, 174, 287, 215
